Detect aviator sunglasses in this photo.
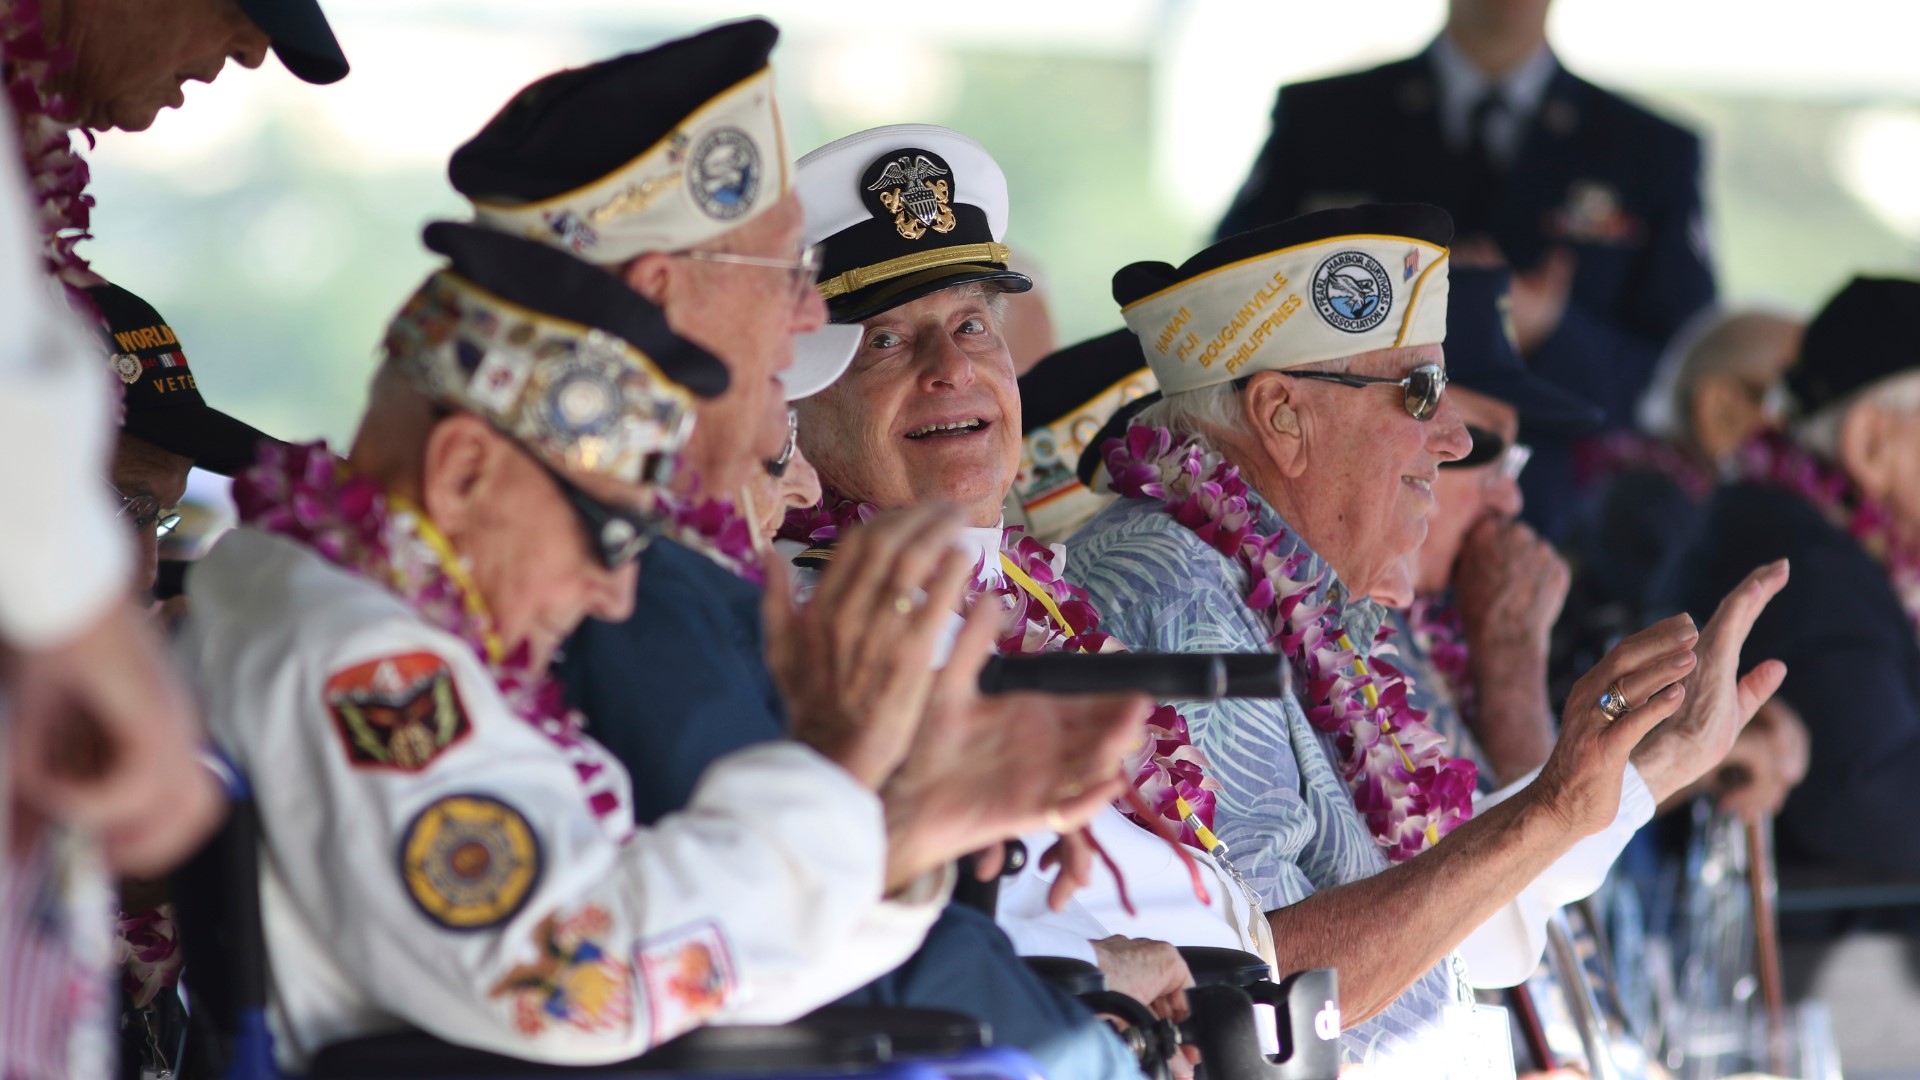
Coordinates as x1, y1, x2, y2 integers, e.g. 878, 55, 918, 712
501, 438, 654, 571
1276, 362, 1449, 421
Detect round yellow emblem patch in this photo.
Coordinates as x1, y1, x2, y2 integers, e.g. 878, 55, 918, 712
400, 794, 541, 930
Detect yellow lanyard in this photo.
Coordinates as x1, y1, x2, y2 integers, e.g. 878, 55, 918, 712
388, 495, 505, 667
998, 552, 1090, 651
1338, 630, 1437, 845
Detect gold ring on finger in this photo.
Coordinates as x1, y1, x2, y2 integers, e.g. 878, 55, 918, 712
1597, 682, 1631, 722
892, 593, 915, 616
1055, 779, 1086, 801
1044, 807, 1070, 833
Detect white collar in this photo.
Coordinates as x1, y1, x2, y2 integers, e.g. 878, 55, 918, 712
1429, 33, 1558, 133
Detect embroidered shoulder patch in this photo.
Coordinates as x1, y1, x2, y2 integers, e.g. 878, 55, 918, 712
490, 905, 634, 1036
399, 794, 541, 930
325, 652, 471, 772
636, 920, 736, 1044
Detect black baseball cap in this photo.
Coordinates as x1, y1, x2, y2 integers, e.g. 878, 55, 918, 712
1787, 276, 1920, 417
237, 0, 349, 85
1445, 266, 1601, 433
93, 283, 277, 477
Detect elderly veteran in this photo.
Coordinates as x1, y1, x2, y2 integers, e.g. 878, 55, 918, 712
177, 222, 1140, 1070
1671, 277, 1920, 873
454, 35, 1151, 1080
783, 125, 1283, 1029
1066, 205, 1790, 1071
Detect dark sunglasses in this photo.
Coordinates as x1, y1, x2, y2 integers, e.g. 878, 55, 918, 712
764, 407, 798, 479
1273, 362, 1449, 421
1444, 425, 1509, 469
509, 442, 654, 570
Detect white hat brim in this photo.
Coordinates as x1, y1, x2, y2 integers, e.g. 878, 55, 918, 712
781, 324, 863, 400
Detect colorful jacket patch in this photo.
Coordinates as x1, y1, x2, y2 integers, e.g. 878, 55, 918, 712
325, 652, 472, 772
490, 905, 634, 1036
636, 920, 735, 1044
399, 794, 541, 930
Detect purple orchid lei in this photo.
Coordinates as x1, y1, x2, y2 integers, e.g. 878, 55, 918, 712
779, 491, 1222, 850
1102, 424, 1478, 862
2, 0, 102, 305
1739, 430, 1920, 631
233, 441, 627, 822
1407, 594, 1476, 727
659, 489, 764, 585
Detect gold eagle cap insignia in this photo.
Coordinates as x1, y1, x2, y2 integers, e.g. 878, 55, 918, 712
867, 154, 958, 241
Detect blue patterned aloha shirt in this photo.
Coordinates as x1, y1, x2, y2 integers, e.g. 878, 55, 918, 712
1067, 489, 1468, 1067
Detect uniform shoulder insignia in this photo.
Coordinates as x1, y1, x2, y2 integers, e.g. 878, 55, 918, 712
399, 793, 542, 931
791, 541, 835, 570
490, 905, 634, 1036
324, 652, 472, 773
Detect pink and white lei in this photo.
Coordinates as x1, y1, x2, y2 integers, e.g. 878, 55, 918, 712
779, 491, 1222, 850
659, 490, 764, 585
1102, 424, 1477, 862
1738, 430, 1920, 631
1406, 594, 1476, 727
233, 441, 628, 822
2, 0, 101, 303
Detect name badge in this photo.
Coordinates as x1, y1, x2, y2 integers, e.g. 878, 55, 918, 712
1441, 1003, 1517, 1080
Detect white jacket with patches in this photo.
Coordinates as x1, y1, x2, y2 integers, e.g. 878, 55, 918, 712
179, 528, 947, 1072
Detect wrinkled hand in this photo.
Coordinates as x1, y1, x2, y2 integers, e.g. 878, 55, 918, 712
1453, 516, 1569, 654
1533, 613, 1697, 836
1092, 935, 1194, 1023
1510, 248, 1577, 354
6, 602, 224, 877
882, 601, 1151, 892
762, 505, 976, 789
1711, 696, 1809, 822
1631, 561, 1791, 804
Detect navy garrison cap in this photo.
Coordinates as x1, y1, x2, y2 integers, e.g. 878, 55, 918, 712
1444, 266, 1600, 433
1787, 276, 1920, 416
450, 20, 788, 263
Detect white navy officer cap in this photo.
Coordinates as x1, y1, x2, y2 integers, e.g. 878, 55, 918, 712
786, 124, 1032, 397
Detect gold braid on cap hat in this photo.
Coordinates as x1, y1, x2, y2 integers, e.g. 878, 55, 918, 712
382, 271, 697, 485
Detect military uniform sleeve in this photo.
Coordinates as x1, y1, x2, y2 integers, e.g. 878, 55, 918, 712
1530, 132, 1715, 429
262, 619, 942, 1064
0, 102, 129, 647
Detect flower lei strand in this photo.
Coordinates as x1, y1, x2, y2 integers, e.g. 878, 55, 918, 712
779, 492, 1222, 852
2, 0, 101, 302
1103, 424, 1477, 862
1738, 430, 1920, 631
658, 489, 764, 585
1406, 594, 1477, 727
234, 441, 627, 822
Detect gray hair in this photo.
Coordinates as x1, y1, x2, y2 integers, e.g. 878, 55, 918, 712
1134, 355, 1356, 449
1794, 370, 1920, 459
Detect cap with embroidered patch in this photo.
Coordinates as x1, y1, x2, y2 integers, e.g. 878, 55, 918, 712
797, 124, 1030, 325
450, 19, 788, 265
93, 283, 276, 477
1013, 329, 1157, 538
382, 222, 728, 485
1114, 204, 1453, 395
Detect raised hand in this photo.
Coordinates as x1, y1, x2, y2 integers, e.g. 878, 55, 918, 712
761, 504, 977, 790
1531, 612, 1698, 836
1631, 560, 1790, 803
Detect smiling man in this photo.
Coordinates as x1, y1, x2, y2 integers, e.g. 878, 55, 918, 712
1066, 207, 1790, 1074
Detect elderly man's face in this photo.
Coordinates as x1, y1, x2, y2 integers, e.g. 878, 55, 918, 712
745, 441, 822, 543
110, 433, 191, 599
54, 0, 270, 132
645, 194, 826, 497
1415, 388, 1520, 594
796, 285, 1020, 526
428, 418, 639, 670
1268, 343, 1470, 597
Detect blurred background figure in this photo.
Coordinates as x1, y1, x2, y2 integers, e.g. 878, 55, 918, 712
1010, 329, 1154, 544
1216, 0, 1714, 542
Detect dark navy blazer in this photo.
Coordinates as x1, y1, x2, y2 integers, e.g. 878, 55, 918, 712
1668, 483, 1920, 874
1218, 50, 1716, 538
